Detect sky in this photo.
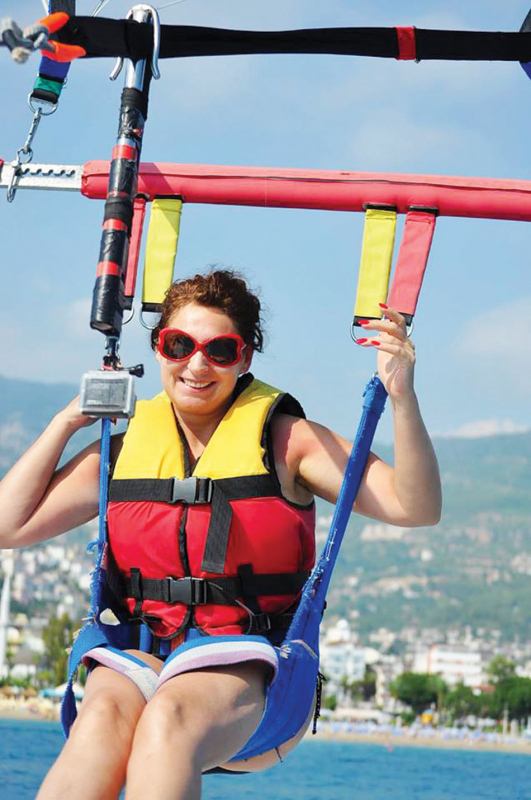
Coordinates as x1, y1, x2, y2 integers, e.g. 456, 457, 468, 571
2, 0, 531, 443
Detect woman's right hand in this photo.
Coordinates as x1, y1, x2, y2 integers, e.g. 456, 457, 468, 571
56, 396, 100, 432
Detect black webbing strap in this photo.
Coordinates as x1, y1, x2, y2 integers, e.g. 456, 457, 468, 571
109, 476, 213, 504
56, 18, 531, 63
201, 475, 280, 573
120, 571, 309, 605
201, 482, 232, 574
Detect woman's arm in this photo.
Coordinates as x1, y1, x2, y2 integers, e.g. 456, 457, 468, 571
0, 398, 115, 549
275, 307, 441, 527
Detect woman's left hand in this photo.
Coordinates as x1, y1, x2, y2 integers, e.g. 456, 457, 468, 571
358, 305, 415, 400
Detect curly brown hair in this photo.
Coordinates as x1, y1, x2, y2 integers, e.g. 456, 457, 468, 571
150, 269, 264, 353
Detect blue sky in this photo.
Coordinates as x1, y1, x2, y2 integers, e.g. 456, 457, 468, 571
2, 0, 531, 442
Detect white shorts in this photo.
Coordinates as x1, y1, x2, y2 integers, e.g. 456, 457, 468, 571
83, 630, 279, 702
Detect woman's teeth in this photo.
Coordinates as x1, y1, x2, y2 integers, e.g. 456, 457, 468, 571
182, 379, 212, 389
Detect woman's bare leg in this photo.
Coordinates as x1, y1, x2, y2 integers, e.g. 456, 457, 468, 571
37, 651, 161, 800
125, 662, 268, 800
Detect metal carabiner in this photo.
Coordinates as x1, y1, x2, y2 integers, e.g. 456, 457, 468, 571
110, 4, 161, 82
6, 107, 44, 202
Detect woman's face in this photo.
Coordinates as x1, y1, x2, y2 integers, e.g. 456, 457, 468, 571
157, 302, 252, 419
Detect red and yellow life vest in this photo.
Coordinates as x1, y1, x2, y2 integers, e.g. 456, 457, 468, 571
106, 376, 315, 640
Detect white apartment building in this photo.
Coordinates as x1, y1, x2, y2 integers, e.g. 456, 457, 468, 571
413, 644, 485, 689
320, 619, 366, 689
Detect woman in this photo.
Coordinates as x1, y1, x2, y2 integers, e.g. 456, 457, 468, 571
0, 270, 441, 799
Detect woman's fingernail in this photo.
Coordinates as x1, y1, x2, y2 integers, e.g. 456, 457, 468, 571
379, 303, 388, 310
357, 338, 368, 344
371, 341, 381, 346
358, 320, 370, 326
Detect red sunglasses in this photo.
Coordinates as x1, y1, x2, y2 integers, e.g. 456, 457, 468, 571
158, 328, 246, 367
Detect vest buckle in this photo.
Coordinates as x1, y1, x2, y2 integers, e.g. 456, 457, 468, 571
170, 477, 213, 504
163, 576, 209, 605
250, 613, 272, 633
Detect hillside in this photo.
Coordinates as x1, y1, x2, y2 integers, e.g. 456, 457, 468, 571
323, 433, 531, 640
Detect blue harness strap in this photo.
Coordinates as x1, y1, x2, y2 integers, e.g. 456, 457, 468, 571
230, 375, 388, 761
61, 417, 115, 733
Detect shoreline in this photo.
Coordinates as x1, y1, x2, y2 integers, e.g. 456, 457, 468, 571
311, 728, 531, 755
0, 700, 58, 723
2, 704, 530, 756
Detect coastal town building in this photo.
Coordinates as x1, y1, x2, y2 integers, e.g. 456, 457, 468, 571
413, 644, 485, 689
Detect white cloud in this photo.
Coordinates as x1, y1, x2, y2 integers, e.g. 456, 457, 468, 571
64, 299, 93, 339
444, 419, 530, 439
459, 297, 531, 358
346, 108, 466, 171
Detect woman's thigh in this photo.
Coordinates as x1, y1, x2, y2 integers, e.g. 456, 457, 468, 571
139, 661, 269, 770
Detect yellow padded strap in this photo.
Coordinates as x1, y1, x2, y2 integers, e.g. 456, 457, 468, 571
142, 198, 183, 312
354, 206, 397, 323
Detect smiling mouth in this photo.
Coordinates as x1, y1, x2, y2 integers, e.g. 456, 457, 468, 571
181, 378, 214, 390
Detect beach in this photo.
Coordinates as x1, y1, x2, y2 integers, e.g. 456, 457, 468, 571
313, 723, 531, 755
0, 696, 58, 722
2, 697, 530, 757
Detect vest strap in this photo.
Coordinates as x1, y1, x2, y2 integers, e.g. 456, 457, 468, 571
109, 474, 279, 504
109, 476, 213, 504
119, 571, 309, 605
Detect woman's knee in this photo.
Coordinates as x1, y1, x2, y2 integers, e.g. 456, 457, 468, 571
73, 677, 144, 740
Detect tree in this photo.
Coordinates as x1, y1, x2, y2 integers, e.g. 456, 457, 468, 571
343, 667, 377, 703
41, 614, 76, 686
494, 677, 531, 722
390, 672, 447, 715
443, 682, 477, 723
487, 655, 517, 685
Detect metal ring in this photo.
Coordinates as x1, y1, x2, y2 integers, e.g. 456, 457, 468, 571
28, 95, 58, 117
123, 306, 135, 325
350, 321, 367, 345
140, 309, 160, 330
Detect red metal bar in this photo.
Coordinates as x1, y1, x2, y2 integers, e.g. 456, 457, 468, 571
82, 161, 531, 221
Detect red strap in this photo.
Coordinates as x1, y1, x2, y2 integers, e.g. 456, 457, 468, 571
124, 197, 147, 303
387, 210, 436, 322
396, 27, 417, 61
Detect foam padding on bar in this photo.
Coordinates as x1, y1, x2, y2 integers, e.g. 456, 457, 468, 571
354, 206, 397, 322
142, 198, 182, 312
387, 209, 437, 324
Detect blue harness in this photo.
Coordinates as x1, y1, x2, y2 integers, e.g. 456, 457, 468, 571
61, 375, 387, 759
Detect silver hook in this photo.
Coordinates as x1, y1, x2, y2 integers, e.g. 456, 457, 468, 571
110, 5, 161, 82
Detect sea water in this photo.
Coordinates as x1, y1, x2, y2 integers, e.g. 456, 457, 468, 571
1, 719, 530, 799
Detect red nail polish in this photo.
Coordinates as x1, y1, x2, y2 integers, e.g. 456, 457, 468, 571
356, 338, 368, 344
379, 303, 388, 310
371, 341, 381, 346
358, 320, 370, 326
